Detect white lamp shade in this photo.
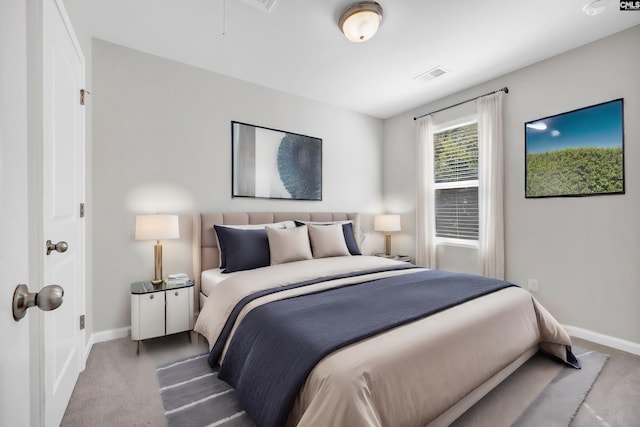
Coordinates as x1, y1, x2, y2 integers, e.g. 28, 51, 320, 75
374, 214, 401, 232
339, 2, 383, 43
135, 215, 179, 240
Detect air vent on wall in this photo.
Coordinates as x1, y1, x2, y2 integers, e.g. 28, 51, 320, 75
241, 0, 277, 12
413, 66, 449, 83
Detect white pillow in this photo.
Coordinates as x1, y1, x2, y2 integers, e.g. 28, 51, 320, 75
294, 219, 361, 256
266, 225, 313, 265
307, 223, 351, 259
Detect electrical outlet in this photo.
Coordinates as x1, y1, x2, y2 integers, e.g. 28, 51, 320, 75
527, 278, 540, 293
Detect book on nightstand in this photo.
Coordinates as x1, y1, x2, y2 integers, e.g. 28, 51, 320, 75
166, 273, 190, 286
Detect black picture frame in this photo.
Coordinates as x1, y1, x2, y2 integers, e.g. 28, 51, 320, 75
231, 121, 322, 201
524, 98, 624, 198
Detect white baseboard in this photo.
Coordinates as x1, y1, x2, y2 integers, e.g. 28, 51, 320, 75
563, 324, 640, 356
83, 326, 131, 365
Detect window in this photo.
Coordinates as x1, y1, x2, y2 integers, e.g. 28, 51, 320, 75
432, 119, 479, 243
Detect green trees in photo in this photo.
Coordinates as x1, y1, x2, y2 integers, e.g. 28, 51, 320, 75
526, 147, 623, 197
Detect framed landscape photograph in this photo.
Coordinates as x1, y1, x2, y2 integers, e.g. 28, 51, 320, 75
232, 121, 322, 201
525, 99, 624, 198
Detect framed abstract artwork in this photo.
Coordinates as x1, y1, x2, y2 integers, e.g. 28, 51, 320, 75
232, 121, 322, 201
525, 98, 624, 198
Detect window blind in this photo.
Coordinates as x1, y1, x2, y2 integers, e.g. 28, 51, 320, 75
433, 122, 479, 241
434, 123, 478, 183
435, 187, 479, 240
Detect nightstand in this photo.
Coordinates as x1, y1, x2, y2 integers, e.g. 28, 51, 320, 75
374, 253, 412, 263
130, 280, 195, 355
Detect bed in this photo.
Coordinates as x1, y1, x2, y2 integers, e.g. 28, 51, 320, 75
192, 212, 578, 427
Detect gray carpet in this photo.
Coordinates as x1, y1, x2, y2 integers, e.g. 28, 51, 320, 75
157, 347, 608, 427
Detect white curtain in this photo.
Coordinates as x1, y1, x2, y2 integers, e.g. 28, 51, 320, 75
415, 115, 437, 268
477, 92, 504, 279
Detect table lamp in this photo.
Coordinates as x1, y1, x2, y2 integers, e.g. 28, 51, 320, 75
374, 214, 401, 256
135, 214, 179, 285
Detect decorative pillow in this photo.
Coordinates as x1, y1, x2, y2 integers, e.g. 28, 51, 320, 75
294, 220, 361, 255
214, 221, 295, 268
213, 225, 270, 273
266, 225, 313, 265
307, 223, 351, 259
340, 223, 361, 256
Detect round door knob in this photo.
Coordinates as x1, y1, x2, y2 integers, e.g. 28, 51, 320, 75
12, 284, 64, 321
175, 292, 179, 296
36, 285, 64, 311
46, 240, 69, 255
150, 295, 154, 300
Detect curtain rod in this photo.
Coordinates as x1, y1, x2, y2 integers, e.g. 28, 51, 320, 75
413, 87, 509, 121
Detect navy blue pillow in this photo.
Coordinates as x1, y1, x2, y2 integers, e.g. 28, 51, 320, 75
294, 221, 361, 256
214, 225, 271, 273
341, 222, 362, 255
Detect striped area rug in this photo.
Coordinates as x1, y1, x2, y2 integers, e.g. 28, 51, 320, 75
158, 348, 607, 426
156, 353, 255, 427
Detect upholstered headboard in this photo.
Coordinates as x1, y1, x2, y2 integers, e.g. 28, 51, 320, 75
191, 212, 360, 303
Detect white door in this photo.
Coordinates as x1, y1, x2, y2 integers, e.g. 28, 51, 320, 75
0, 0, 85, 425
0, 2, 32, 425
42, 0, 86, 425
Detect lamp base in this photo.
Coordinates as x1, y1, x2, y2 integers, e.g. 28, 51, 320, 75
153, 242, 163, 285
384, 233, 391, 256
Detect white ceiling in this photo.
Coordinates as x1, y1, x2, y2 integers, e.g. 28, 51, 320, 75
86, 0, 640, 119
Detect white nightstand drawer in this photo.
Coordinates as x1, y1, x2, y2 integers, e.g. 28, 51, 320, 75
131, 292, 165, 340
166, 287, 194, 335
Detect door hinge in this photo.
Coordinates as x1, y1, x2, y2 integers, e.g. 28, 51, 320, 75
80, 203, 85, 218
80, 89, 90, 106
79, 314, 85, 330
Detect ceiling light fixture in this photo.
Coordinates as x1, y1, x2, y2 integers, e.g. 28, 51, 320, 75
582, 0, 608, 16
339, 2, 383, 43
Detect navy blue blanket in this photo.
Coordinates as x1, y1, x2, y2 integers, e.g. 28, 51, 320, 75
216, 269, 516, 427
208, 264, 417, 368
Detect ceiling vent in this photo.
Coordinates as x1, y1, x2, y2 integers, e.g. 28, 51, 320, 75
413, 66, 449, 83
240, 0, 277, 12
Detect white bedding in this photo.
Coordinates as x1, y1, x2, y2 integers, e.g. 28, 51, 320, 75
200, 268, 235, 297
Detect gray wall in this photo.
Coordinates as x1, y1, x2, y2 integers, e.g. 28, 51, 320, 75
383, 25, 640, 344
92, 40, 384, 332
